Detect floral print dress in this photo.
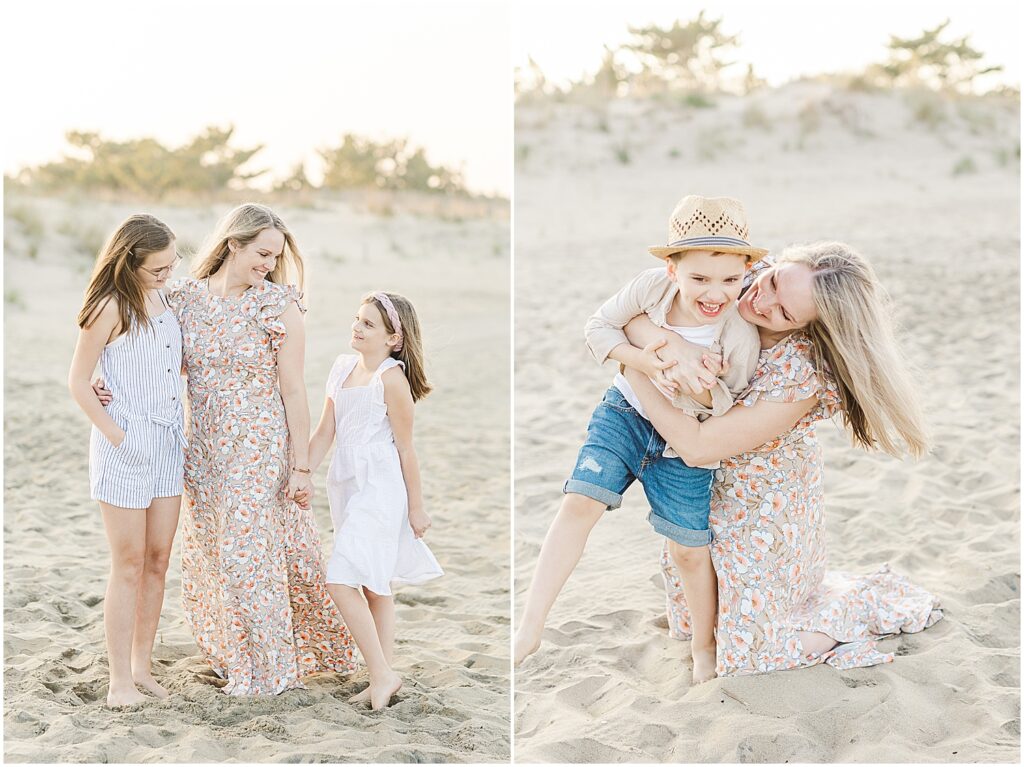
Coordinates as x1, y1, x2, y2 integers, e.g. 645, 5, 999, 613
168, 278, 357, 695
661, 333, 943, 675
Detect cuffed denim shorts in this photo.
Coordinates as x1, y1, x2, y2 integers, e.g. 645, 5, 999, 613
563, 387, 713, 547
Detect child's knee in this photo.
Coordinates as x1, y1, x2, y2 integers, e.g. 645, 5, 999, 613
668, 541, 709, 571
561, 493, 607, 521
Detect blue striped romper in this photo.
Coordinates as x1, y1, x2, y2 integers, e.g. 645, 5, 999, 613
89, 291, 187, 509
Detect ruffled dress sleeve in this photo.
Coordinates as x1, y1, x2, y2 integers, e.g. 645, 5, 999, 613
252, 282, 306, 356
738, 332, 840, 422
164, 277, 197, 317
371, 357, 406, 419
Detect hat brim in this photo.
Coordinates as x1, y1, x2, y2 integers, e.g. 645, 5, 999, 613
649, 244, 769, 262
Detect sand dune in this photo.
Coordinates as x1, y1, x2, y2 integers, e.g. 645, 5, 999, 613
3, 194, 511, 762
513, 84, 1019, 763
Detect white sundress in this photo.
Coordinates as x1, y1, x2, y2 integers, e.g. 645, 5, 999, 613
324, 354, 443, 595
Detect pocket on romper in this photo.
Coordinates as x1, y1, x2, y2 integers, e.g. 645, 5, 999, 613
107, 422, 144, 467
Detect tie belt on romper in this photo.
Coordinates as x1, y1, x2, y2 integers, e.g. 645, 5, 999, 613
148, 410, 188, 449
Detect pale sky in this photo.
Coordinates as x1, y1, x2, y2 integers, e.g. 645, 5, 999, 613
515, 0, 1020, 91
3, 0, 512, 196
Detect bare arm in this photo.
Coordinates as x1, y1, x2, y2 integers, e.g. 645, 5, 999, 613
68, 300, 125, 445
621, 315, 722, 398
383, 367, 431, 538
623, 367, 817, 466
277, 301, 313, 498
308, 395, 336, 474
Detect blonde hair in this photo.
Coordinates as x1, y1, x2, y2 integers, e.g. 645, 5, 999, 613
363, 292, 432, 402
194, 203, 304, 290
77, 214, 175, 337
776, 241, 928, 458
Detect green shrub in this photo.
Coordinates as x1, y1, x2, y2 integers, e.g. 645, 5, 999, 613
951, 156, 977, 175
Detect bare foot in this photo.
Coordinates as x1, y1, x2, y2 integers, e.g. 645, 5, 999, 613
107, 683, 148, 707
133, 673, 169, 699
514, 627, 541, 666
370, 672, 402, 711
348, 685, 371, 704
691, 645, 717, 685
797, 631, 838, 660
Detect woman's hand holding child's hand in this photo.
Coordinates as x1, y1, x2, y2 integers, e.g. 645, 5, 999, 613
288, 472, 314, 507
408, 508, 432, 538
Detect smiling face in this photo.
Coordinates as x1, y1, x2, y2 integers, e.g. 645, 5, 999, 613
351, 301, 398, 354
135, 242, 179, 290
666, 249, 748, 325
737, 261, 818, 335
228, 228, 285, 287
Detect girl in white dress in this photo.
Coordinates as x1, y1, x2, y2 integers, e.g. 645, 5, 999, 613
308, 291, 443, 710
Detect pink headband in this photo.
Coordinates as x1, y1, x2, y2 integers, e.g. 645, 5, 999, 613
374, 292, 403, 352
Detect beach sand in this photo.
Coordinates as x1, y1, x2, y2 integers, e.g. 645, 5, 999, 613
513, 84, 1020, 762
3, 193, 511, 762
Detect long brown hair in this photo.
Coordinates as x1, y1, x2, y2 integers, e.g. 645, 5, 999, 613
193, 203, 304, 290
364, 292, 432, 402
776, 242, 929, 458
77, 214, 175, 337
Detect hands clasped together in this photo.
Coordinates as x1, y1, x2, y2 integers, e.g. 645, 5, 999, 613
636, 332, 727, 397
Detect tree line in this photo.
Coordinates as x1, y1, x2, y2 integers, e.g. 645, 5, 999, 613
517, 15, 1008, 100
8, 127, 467, 200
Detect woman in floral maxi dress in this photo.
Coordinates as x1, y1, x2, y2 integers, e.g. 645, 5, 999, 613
168, 204, 356, 694
623, 243, 942, 677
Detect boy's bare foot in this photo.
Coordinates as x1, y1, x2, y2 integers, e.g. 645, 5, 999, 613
107, 683, 148, 707
370, 672, 402, 711
514, 627, 541, 666
348, 686, 371, 704
133, 673, 169, 699
691, 645, 717, 685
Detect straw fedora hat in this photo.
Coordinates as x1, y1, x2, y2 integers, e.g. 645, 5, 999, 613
649, 195, 768, 262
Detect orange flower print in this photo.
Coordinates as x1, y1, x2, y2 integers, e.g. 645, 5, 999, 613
659, 332, 941, 678
168, 278, 356, 696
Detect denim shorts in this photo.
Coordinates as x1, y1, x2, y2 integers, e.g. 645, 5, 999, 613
563, 387, 713, 547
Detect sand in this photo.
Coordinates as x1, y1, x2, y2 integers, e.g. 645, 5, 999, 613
3, 193, 510, 762
513, 83, 1020, 763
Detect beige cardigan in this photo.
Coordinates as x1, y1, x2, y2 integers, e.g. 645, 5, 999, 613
584, 266, 761, 418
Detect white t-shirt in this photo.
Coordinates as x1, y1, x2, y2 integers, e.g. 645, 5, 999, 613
613, 321, 718, 419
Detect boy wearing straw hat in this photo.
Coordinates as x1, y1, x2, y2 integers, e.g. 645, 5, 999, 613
573, 195, 767, 682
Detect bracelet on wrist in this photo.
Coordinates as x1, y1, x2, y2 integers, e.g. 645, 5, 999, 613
292, 467, 311, 474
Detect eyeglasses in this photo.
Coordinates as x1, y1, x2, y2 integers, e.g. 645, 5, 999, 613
139, 252, 183, 279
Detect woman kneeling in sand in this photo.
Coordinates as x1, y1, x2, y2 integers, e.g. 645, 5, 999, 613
516, 242, 942, 679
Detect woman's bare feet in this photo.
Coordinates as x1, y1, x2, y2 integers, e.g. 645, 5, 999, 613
514, 626, 541, 666
691, 643, 718, 685
797, 630, 839, 660
369, 672, 402, 711
133, 673, 169, 699
107, 683, 148, 707
348, 685, 371, 704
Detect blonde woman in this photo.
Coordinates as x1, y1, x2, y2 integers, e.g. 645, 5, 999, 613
69, 214, 184, 706
172, 203, 361, 694
516, 242, 942, 677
